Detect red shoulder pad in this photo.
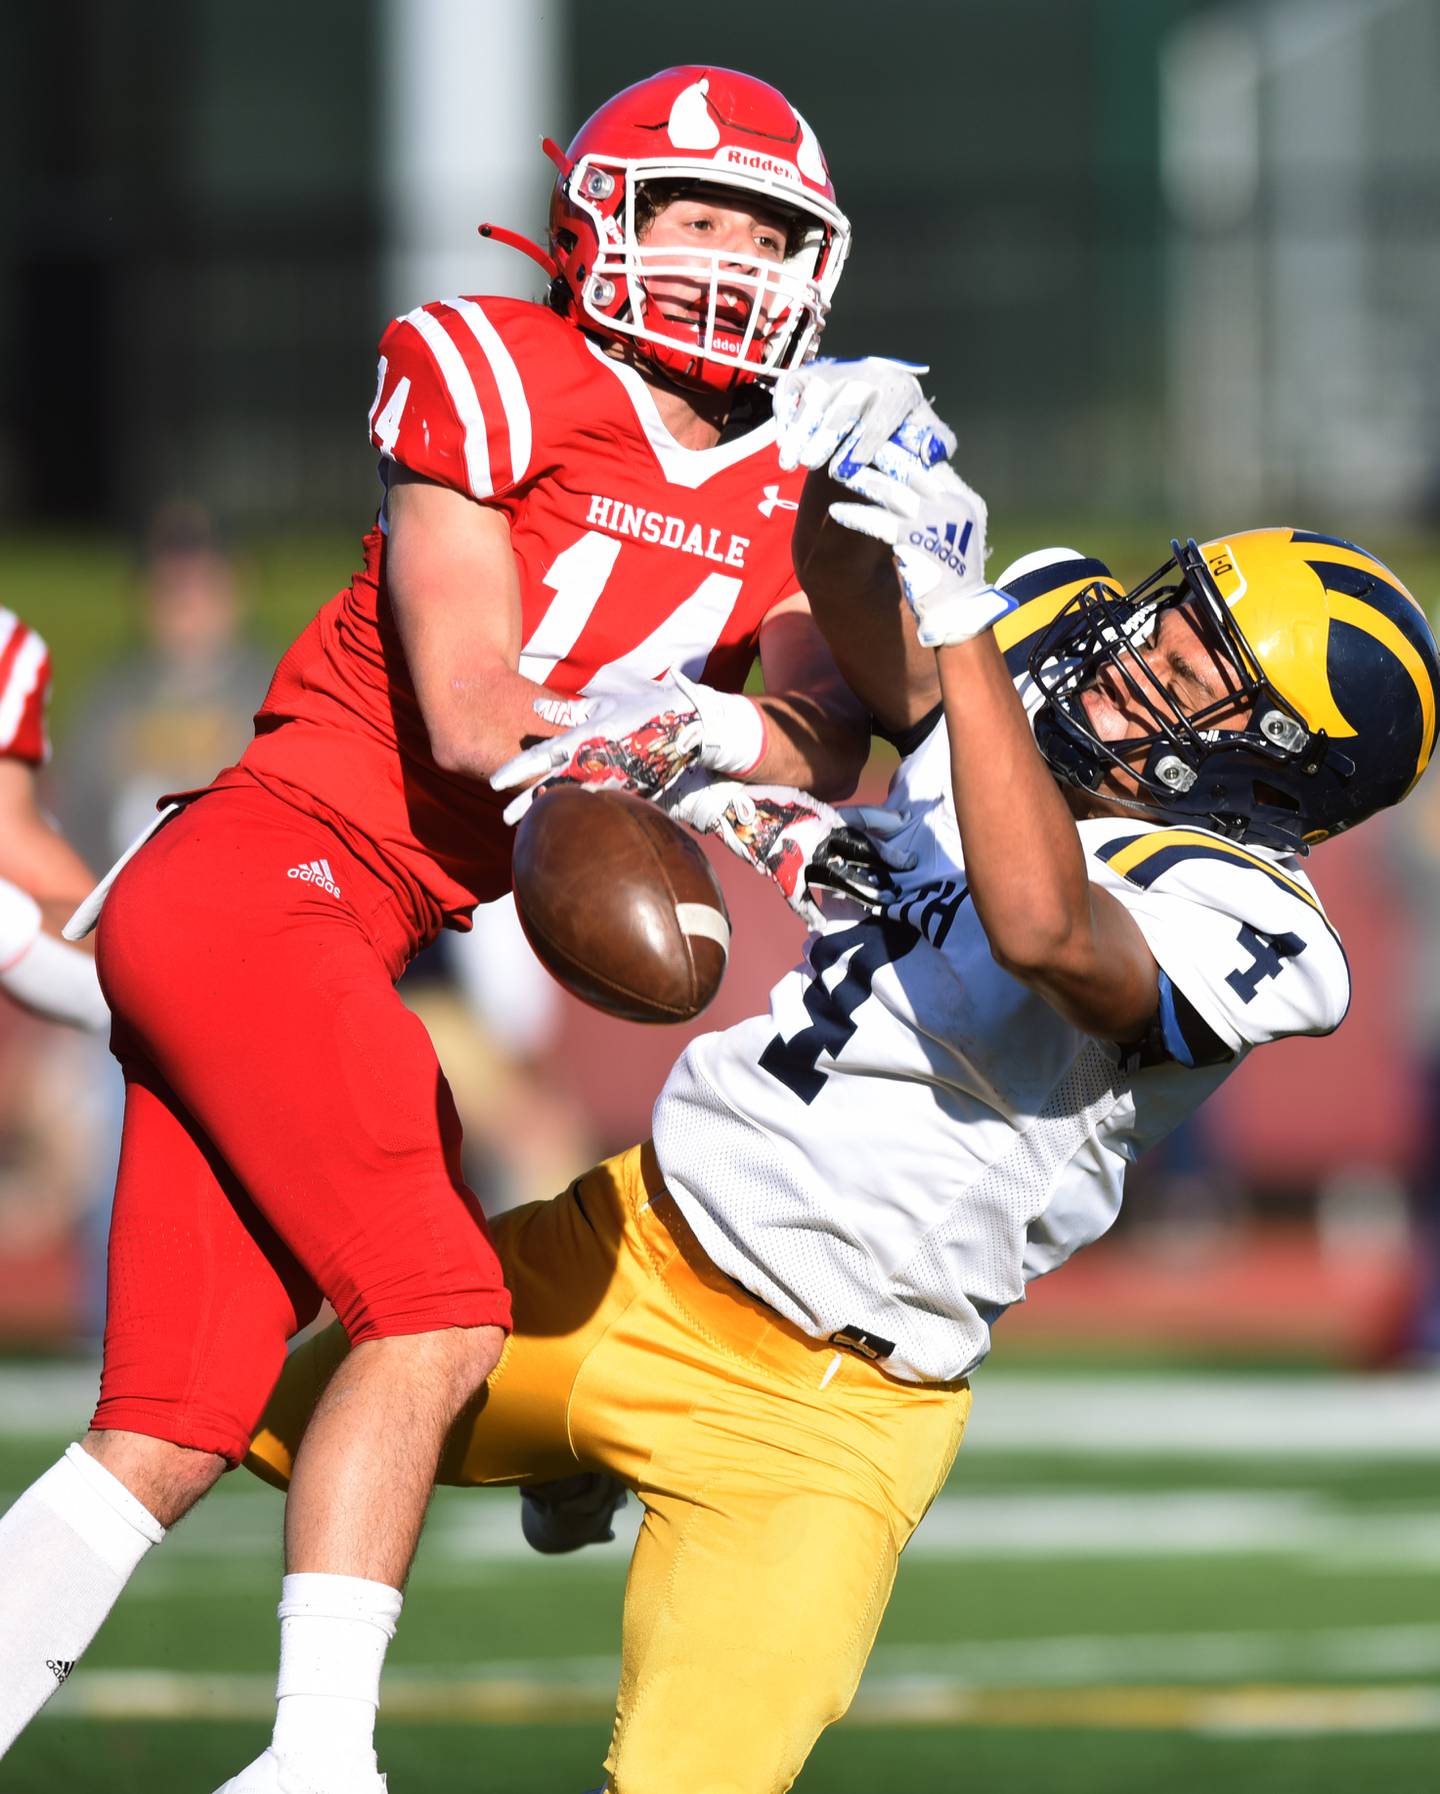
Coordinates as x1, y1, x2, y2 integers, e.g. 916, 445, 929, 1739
368, 296, 576, 501
0, 611, 52, 765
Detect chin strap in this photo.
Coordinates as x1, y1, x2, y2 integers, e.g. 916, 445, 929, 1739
477, 223, 559, 281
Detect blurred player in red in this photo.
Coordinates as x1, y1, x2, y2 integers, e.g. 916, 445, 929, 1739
0, 67, 881, 1793
0, 608, 106, 1031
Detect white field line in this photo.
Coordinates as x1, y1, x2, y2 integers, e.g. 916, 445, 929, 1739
39, 1622, 1440, 1724
7, 1483, 1438, 1580
70, 1487, 1440, 1581
963, 1371, 1440, 1458
870, 1621, 1440, 1684
37, 1670, 1440, 1736
4, 1366, 1440, 1455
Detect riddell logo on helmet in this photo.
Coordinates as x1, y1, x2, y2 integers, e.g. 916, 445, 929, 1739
717, 147, 798, 182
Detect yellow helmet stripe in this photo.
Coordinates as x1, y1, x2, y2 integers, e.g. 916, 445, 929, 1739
1103, 828, 1326, 915
993, 580, 1119, 655
1327, 592, 1437, 787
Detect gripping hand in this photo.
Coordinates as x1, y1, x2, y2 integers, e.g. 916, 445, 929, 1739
492, 672, 765, 825
829, 460, 1016, 648
665, 777, 909, 929
774, 357, 956, 483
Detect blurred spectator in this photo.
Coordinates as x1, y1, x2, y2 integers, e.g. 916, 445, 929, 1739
436, 898, 599, 1214
1385, 769, 1440, 1358
57, 504, 271, 866
401, 968, 595, 1221
0, 1004, 108, 1333
48, 504, 270, 1337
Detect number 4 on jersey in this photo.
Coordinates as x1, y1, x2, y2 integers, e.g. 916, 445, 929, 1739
1226, 923, 1305, 1003
760, 919, 918, 1103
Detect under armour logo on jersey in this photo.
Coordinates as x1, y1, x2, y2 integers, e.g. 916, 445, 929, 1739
908, 518, 974, 574
47, 1659, 75, 1684
287, 858, 342, 898
758, 484, 800, 520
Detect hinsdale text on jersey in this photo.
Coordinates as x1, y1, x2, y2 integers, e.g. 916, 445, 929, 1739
586, 493, 749, 568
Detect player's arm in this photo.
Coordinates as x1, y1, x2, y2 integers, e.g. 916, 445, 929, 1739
384, 467, 563, 782
748, 592, 870, 801
801, 435, 1160, 1043
488, 585, 870, 818
0, 759, 108, 1029
788, 470, 941, 738
775, 356, 953, 738
933, 634, 1160, 1042
0, 759, 96, 935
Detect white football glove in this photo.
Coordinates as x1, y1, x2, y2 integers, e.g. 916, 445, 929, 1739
491, 671, 766, 825
829, 459, 1017, 649
774, 357, 956, 484
664, 776, 911, 930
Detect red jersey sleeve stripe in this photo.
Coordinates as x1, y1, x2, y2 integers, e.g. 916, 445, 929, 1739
446, 298, 533, 488
0, 611, 51, 763
397, 305, 496, 499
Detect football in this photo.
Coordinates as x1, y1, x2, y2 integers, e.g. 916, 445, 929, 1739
511, 786, 731, 1024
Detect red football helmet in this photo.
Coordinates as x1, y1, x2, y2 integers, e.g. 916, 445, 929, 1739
542, 67, 851, 394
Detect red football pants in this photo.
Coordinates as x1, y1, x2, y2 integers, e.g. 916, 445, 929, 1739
91, 783, 512, 1463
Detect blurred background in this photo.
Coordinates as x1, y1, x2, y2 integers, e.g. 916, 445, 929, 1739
2, 1, 1439, 1789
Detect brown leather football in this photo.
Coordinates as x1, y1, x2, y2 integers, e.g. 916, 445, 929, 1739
511, 786, 731, 1024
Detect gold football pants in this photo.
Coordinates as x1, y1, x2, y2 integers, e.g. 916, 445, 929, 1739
248, 1143, 972, 1794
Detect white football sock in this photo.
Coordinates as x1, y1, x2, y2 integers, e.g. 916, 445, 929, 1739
0, 1443, 165, 1757
270, 1572, 403, 1768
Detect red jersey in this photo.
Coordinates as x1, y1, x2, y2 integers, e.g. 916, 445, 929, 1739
215, 297, 807, 946
0, 610, 52, 766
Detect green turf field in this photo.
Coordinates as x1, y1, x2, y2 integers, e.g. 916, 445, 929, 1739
3, 1365, 1438, 1792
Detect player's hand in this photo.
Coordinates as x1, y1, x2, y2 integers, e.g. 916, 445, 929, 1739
774, 356, 956, 483
665, 776, 911, 929
829, 459, 1017, 649
492, 673, 766, 824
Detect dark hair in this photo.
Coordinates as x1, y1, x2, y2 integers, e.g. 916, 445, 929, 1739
141, 500, 226, 567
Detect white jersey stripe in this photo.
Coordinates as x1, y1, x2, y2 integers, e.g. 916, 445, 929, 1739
0, 610, 18, 659
0, 630, 48, 752
447, 297, 533, 488
399, 307, 493, 499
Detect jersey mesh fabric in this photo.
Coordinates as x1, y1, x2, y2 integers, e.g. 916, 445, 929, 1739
659, 1036, 1128, 1383
892, 1040, 1124, 1369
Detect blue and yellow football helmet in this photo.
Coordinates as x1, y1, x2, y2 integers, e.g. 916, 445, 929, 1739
1030, 527, 1440, 852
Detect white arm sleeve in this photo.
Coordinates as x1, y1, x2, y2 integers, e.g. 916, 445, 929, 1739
0, 876, 109, 1032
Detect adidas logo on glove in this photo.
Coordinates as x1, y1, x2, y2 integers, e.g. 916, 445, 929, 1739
908, 518, 974, 575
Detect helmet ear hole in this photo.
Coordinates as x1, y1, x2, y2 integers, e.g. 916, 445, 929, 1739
1253, 780, 1301, 815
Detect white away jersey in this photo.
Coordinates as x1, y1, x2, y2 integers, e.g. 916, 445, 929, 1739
653, 716, 1349, 1384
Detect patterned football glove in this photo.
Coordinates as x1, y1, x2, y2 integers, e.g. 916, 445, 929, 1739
773, 356, 956, 483
665, 776, 911, 930
492, 671, 767, 825
829, 460, 1017, 649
